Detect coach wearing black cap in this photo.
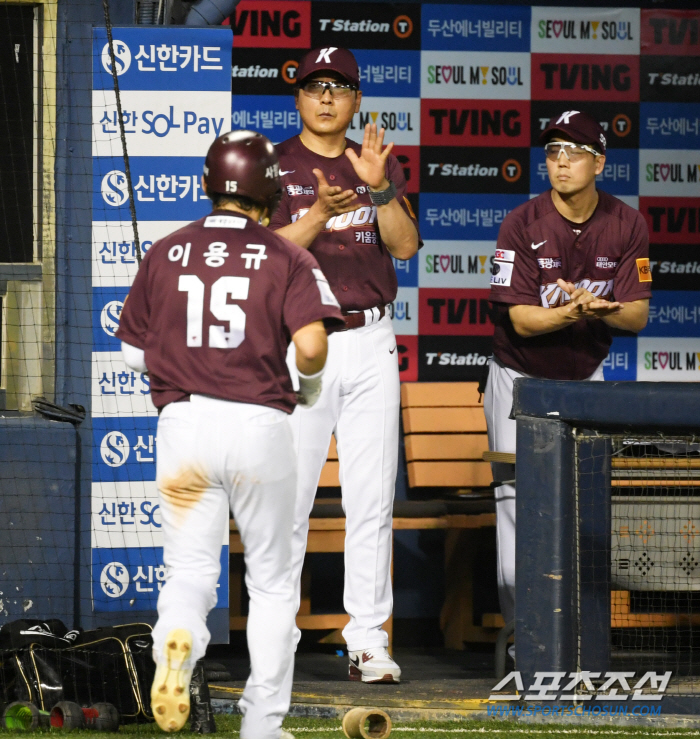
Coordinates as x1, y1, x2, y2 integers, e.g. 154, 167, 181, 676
270, 47, 420, 684
484, 110, 652, 650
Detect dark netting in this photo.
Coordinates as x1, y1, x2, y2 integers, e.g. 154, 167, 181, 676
0, 0, 224, 728
576, 431, 700, 695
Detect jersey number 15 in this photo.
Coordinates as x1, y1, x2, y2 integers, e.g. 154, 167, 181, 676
178, 274, 249, 349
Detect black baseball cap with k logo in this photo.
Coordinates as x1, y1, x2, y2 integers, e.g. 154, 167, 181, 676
540, 110, 607, 154
296, 47, 360, 88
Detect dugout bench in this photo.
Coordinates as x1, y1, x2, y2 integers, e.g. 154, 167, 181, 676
229, 382, 500, 649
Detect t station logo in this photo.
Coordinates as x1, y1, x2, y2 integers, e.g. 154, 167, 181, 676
312, 2, 419, 50
640, 56, 700, 103
418, 336, 493, 381
421, 147, 528, 194
641, 10, 700, 55
421, 100, 530, 147
531, 54, 640, 102
229, 0, 311, 48
649, 245, 700, 290
230, 49, 301, 95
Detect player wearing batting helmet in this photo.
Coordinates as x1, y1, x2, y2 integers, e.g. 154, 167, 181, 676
116, 130, 344, 738
485, 110, 651, 653
270, 47, 421, 683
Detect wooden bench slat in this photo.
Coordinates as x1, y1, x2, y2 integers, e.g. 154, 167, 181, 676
401, 382, 483, 408
403, 407, 487, 434
319, 460, 340, 487
407, 461, 492, 487
405, 434, 489, 461
328, 436, 337, 460
612, 458, 700, 469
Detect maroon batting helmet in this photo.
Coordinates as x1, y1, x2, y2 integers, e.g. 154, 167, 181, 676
203, 130, 282, 213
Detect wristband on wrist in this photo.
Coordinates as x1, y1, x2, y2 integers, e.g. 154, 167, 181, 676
297, 367, 324, 380
296, 367, 324, 408
368, 180, 396, 206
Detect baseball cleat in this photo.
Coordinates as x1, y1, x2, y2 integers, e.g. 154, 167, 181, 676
151, 628, 193, 732
280, 731, 295, 739
348, 647, 401, 684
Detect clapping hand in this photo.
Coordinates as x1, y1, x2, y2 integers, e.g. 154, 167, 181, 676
557, 278, 622, 319
345, 123, 394, 190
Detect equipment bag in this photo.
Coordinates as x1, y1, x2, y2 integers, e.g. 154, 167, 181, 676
0, 620, 155, 722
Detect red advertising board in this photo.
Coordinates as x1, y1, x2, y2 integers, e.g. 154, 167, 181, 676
420, 100, 531, 147
641, 10, 700, 56
418, 289, 496, 336
229, 1, 311, 48
640, 197, 700, 244
391, 146, 420, 194
396, 335, 418, 382
531, 54, 640, 102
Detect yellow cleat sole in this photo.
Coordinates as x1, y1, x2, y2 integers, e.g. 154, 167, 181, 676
151, 628, 193, 732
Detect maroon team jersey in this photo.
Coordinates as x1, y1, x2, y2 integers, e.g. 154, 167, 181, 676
116, 210, 344, 412
270, 135, 421, 311
489, 190, 652, 380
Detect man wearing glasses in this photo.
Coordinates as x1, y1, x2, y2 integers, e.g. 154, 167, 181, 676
271, 47, 420, 683
484, 110, 651, 652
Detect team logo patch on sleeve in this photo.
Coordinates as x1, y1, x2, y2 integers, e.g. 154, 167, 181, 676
494, 249, 515, 262
636, 258, 652, 282
490, 261, 513, 287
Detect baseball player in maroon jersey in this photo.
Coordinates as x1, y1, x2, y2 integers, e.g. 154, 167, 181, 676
485, 110, 652, 645
116, 131, 344, 738
270, 47, 421, 683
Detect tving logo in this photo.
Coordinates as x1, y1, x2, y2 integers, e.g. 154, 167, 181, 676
100, 431, 130, 468
101, 170, 129, 207
100, 562, 130, 598
101, 41, 131, 76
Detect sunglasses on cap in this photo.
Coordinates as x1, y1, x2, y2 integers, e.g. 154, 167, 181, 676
544, 141, 601, 162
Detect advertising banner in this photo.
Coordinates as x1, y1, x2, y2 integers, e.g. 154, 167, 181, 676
91, 27, 231, 630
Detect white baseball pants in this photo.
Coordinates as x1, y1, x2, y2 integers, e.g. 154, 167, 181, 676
152, 394, 297, 739
287, 314, 400, 652
483, 358, 604, 627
